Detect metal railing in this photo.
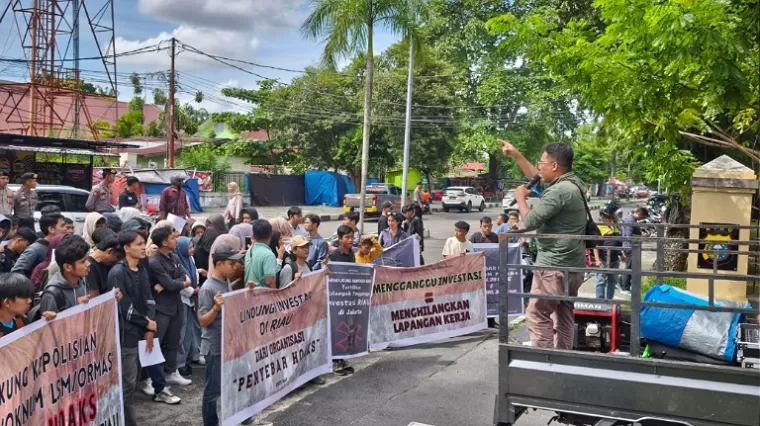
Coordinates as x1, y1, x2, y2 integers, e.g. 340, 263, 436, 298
498, 222, 760, 357
212, 172, 248, 192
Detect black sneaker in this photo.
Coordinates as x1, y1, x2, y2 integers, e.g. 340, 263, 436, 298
178, 365, 193, 377
333, 360, 348, 376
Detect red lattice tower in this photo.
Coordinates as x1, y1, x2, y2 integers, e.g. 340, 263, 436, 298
0, 0, 117, 140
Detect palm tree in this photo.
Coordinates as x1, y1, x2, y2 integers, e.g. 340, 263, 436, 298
302, 0, 419, 232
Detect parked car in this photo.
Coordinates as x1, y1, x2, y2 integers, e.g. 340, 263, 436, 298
502, 189, 539, 213
442, 186, 486, 213
7, 184, 92, 234
343, 184, 409, 217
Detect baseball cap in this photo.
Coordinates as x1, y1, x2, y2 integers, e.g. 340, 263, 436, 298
213, 244, 244, 262
290, 235, 310, 248
21, 172, 37, 181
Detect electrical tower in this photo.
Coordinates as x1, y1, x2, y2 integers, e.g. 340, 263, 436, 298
0, 0, 117, 139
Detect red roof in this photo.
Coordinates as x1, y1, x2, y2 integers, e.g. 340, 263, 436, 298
0, 81, 161, 138
462, 162, 485, 171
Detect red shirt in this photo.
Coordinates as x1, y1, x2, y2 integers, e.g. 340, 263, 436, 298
159, 186, 190, 218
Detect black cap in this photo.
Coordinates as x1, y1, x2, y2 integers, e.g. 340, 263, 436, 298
170, 175, 185, 186
213, 244, 244, 262
102, 168, 117, 177
21, 172, 37, 181
0, 170, 9, 178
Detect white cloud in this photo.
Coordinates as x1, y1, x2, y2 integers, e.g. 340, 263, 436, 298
249, 38, 261, 50
138, 0, 305, 33
115, 26, 258, 70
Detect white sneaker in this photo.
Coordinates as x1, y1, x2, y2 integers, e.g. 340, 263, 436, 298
153, 388, 181, 405
165, 370, 192, 386
140, 379, 155, 396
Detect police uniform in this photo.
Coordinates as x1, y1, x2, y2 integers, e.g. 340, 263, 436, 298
86, 168, 117, 213
0, 171, 13, 216
13, 172, 38, 229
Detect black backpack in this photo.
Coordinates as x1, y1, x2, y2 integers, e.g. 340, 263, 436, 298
276, 257, 310, 288
27, 287, 68, 322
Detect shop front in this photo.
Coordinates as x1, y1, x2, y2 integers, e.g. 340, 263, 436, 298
0, 133, 126, 190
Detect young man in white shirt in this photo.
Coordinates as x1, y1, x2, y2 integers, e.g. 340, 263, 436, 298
442, 221, 473, 258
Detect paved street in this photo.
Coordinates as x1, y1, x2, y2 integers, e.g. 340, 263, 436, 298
134, 201, 633, 426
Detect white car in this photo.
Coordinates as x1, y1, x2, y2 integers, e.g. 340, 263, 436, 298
502, 189, 539, 213
8, 184, 97, 235
442, 186, 486, 213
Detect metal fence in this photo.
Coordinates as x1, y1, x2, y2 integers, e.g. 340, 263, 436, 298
499, 222, 760, 351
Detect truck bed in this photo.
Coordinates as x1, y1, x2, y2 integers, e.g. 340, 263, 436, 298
496, 344, 760, 426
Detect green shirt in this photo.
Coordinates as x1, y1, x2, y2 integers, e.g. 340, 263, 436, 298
244, 242, 277, 287
523, 172, 587, 268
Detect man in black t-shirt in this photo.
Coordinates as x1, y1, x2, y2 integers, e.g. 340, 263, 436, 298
87, 229, 123, 297
119, 176, 142, 209
470, 216, 499, 244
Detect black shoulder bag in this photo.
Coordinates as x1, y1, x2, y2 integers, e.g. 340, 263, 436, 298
571, 182, 601, 248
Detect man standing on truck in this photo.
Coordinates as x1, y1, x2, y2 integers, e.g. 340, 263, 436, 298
501, 139, 587, 350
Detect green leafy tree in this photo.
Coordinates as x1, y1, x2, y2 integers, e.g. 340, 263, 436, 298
488, 0, 760, 174
302, 0, 421, 225
177, 143, 231, 185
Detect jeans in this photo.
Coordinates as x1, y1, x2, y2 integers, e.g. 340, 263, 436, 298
121, 346, 140, 426
620, 252, 633, 291
156, 308, 183, 373
177, 304, 201, 367
202, 354, 221, 426
595, 259, 620, 300
146, 364, 166, 393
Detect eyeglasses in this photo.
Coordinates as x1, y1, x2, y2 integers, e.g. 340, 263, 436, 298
536, 160, 558, 168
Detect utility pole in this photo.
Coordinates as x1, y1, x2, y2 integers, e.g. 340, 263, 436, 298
72, 0, 80, 138
168, 37, 177, 168
400, 0, 415, 210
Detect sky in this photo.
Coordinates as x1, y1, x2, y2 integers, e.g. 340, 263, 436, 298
0, 0, 403, 113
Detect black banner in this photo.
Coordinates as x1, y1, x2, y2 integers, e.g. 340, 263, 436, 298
326, 262, 375, 359
472, 243, 524, 317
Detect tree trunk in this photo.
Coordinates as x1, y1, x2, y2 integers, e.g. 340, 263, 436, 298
488, 153, 500, 192
660, 194, 691, 272
357, 19, 374, 234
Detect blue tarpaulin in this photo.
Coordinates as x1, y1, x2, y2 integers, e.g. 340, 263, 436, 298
641, 285, 746, 362
143, 180, 203, 213
304, 171, 356, 207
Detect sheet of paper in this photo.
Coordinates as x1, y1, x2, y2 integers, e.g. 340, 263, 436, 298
167, 213, 187, 233
138, 338, 165, 367
0, 240, 9, 248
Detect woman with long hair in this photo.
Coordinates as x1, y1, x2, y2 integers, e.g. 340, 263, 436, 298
378, 212, 408, 248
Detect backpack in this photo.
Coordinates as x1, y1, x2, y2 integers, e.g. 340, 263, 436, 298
27, 287, 68, 322
276, 257, 310, 289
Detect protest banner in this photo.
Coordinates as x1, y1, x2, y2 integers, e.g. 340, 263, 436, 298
372, 236, 420, 267
327, 262, 375, 359
472, 243, 524, 317
221, 270, 332, 426
369, 253, 487, 350
0, 293, 123, 426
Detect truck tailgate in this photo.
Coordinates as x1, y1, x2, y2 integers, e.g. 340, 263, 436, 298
344, 194, 374, 207
498, 344, 760, 426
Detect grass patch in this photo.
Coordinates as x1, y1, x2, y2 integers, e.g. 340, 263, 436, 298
641, 276, 687, 296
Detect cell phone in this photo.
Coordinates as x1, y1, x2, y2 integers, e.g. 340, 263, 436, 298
245, 237, 252, 248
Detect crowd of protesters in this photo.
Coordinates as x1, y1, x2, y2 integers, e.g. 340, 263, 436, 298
1, 171, 432, 426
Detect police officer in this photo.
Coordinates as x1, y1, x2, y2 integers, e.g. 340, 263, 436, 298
86, 168, 117, 213
13, 172, 38, 229
0, 170, 13, 216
